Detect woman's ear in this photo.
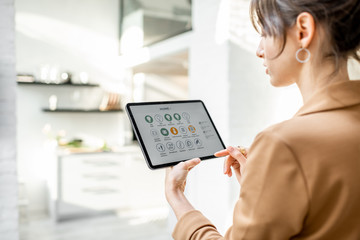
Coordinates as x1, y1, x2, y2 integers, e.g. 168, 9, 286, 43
296, 12, 315, 48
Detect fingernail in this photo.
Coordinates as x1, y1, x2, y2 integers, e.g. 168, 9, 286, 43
227, 146, 234, 151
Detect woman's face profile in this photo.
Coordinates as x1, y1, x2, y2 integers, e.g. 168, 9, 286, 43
256, 27, 300, 87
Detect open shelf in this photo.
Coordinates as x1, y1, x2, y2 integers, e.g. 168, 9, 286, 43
17, 82, 99, 87
42, 108, 123, 113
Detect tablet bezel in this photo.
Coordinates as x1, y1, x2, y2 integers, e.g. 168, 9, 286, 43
126, 100, 226, 169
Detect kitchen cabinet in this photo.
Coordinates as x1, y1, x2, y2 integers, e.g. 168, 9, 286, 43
49, 146, 166, 222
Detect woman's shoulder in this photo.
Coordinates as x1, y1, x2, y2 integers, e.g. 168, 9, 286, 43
256, 117, 313, 143
252, 107, 360, 161
252, 115, 331, 154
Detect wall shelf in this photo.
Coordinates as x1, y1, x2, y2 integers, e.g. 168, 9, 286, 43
17, 82, 99, 87
18, 82, 122, 113
42, 108, 123, 113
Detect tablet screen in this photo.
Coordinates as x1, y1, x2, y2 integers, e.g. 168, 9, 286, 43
126, 100, 225, 169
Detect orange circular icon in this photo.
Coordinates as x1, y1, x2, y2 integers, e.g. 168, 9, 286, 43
188, 125, 196, 133
170, 127, 178, 135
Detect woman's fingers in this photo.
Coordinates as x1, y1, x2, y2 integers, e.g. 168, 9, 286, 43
223, 155, 241, 177
226, 146, 246, 165
165, 158, 201, 194
223, 155, 235, 174
214, 149, 230, 157
222, 146, 247, 179
176, 158, 201, 171
215, 146, 248, 158
184, 158, 201, 171
217, 146, 248, 180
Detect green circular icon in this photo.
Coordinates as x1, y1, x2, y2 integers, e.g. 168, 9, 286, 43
173, 113, 181, 121
160, 128, 169, 136
164, 114, 172, 121
145, 115, 153, 123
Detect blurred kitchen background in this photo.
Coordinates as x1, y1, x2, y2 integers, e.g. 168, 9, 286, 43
1, 0, 360, 239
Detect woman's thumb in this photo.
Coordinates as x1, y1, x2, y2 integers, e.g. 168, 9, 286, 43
184, 158, 201, 170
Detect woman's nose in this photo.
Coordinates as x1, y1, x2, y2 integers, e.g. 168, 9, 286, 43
256, 38, 264, 58
256, 47, 264, 58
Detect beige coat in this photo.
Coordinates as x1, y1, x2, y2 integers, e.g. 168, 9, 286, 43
173, 80, 360, 239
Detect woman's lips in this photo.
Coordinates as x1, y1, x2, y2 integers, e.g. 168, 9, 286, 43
263, 64, 268, 74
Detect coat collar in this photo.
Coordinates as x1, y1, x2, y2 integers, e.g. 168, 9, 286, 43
295, 80, 360, 117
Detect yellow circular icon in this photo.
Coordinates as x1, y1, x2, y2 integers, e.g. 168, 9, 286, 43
170, 127, 178, 135
188, 125, 196, 133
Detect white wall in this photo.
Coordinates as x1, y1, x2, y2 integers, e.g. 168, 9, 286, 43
185, 0, 302, 235
15, 0, 124, 214
0, 0, 18, 239
186, 0, 231, 234
15, 0, 122, 89
143, 74, 188, 101
349, 58, 360, 80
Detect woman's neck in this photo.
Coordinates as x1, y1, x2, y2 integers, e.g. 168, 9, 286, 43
295, 59, 350, 104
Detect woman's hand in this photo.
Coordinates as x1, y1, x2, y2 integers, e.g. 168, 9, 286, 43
165, 158, 201, 220
215, 146, 248, 184
165, 158, 201, 197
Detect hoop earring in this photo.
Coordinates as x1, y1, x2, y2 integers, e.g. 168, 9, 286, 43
296, 48, 310, 63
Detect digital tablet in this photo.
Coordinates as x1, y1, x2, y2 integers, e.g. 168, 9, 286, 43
126, 100, 226, 169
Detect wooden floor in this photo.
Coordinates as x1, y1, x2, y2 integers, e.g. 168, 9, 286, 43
20, 212, 171, 240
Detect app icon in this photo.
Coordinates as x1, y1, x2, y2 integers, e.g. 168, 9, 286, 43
176, 141, 185, 149
194, 138, 202, 146
179, 126, 187, 134
185, 140, 193, 148
188, 125, 196, 133
145, 115, 153, 123
160, 128, 169, 136
150, 129, 159, 137
173, 113, 181, 121
170, 127, 178, 135
164, 114, 172, 121
156, 143, 165, 152
182, 112, 190, 121
154, 114, 163, 123
166, 142, 176, 151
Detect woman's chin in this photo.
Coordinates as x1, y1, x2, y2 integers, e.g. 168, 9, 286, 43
269, 77, 294, 87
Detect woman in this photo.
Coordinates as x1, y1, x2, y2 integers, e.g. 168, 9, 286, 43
165, 0, 360, 239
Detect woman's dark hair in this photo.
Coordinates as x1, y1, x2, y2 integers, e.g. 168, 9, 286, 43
250, 0, 360, 66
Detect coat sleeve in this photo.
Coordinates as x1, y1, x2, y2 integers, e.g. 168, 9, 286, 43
172, 131, 309, 240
